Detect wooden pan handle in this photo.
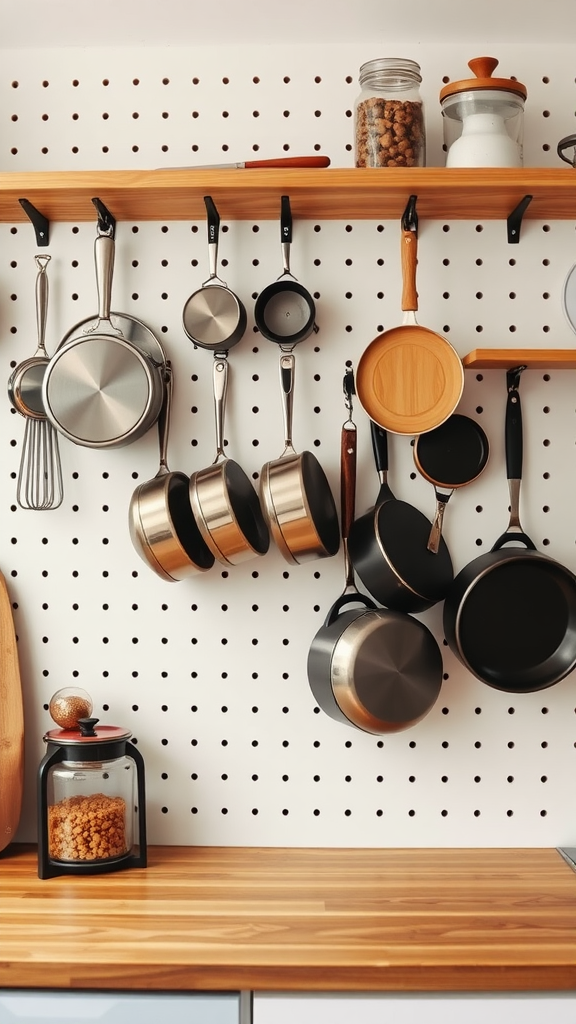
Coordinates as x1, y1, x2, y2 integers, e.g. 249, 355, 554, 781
340, 423, 357, 542
401, 229, 419, 313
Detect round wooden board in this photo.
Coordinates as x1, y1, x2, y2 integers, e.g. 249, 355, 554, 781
356, 325, 464, 435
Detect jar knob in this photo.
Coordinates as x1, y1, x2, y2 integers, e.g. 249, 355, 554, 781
78, 717, 99, 737
468, 56, 499, 79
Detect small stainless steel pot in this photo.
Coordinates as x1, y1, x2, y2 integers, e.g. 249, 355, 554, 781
189, 356, 269, 565
129, 363, 215, 582
183, 196, 247, 353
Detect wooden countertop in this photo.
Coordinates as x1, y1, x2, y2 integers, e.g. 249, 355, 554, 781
2, 845, 576, 993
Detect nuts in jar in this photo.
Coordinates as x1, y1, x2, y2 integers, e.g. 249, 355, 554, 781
354, 58, 425, 168
48, 793, 127, 861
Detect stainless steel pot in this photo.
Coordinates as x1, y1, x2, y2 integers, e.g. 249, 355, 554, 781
129, 363, 215, 582
307, 373, 443, 734
183, 196, 247, 353
189, 356, 270, 565
260, 350, 339, 564
42, 228, 165, 449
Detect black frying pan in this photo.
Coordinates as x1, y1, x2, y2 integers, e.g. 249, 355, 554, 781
413, 413, 489, 554
347, 420, 454, 612
443, 366, 576, 693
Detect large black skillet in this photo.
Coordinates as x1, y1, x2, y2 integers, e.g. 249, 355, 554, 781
443, 365, 576, 693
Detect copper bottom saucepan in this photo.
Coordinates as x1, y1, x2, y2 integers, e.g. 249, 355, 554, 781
189, 355, 270, 565
260, 350, 340, 564
129, 363, 215, 582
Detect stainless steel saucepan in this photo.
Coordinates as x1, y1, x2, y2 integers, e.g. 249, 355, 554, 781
129, 363, 216, 582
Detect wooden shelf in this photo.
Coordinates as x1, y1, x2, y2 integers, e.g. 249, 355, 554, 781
2, 167, 576, 223
463, 348, 576, 369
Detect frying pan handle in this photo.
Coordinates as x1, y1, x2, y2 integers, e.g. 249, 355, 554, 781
505, 373, 523, 481
401, 228, 418, 313
492, 365, 536, 551
94, 233, 115, 322
371, 420, 388, 473
204, 196, 220, 281
341, 424, 357, 541
370, 421, 395, 501
324, 589, 377, 627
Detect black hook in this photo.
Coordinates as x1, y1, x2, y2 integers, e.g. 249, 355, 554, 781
91, 197, 116, 238
401, 194, 418, 234
18, 199, 50, 247
506, 364, 527, 392
507, 195, 532, 244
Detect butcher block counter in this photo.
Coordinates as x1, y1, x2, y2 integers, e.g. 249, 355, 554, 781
2, 845, 576, 993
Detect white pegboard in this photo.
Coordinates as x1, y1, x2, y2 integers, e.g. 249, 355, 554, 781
2, 42, 576, 850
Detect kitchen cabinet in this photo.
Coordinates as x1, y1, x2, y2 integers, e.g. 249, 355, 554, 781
0, 991, 241, 1024
253, 993, 576, 1023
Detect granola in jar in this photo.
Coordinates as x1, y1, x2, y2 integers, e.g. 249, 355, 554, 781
355, 58, 425, 168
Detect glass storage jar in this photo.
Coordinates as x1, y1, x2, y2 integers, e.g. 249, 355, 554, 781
440, 57, 526, 167
354, 58, 425, 168
38, 715, 147, 878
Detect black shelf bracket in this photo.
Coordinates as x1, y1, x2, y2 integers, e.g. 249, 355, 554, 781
18, 198, 50, 246
507, 194, 533, 244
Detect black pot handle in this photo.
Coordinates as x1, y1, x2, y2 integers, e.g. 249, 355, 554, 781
370, 420, 395, 503
324, 589, 376, 627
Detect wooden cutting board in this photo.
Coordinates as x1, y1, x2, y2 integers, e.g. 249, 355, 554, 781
0, 570, 24, 853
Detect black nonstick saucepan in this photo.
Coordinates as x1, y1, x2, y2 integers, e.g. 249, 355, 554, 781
254, 195, 317, 347
307, 370, 443, 734
443, 365, 576, 693
347, 420, 454, 613
413, 413, 489, 554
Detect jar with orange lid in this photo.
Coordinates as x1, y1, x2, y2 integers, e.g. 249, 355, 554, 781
440, 56, 526, 167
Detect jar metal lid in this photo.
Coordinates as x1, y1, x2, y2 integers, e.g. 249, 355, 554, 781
359, 57, 422, 88
440, 57, 526, 102
44, 724, 131, 745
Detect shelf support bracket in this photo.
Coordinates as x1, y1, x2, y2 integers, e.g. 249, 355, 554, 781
18, 198, 50, 246
91, 197, 116, 238
507, 195, 532, 244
